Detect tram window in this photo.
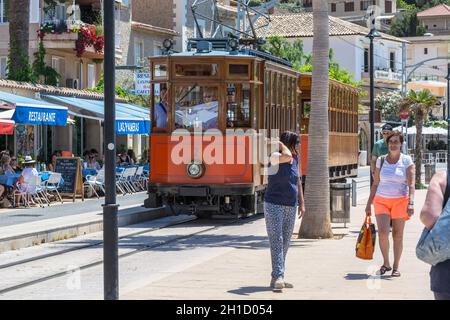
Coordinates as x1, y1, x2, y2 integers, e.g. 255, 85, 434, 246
153, 83, 168, 130
174, 86, 218, 130
175, 63, 219, 77
287, 79, 292, 107
154, 64, 167, 78
254, 85, 260, 128
272, 74, 277, 105
302, 101, 311, 119
278, 77, 282, 106
226, 83, 251, 128
254, 63, 261, 81
229, 64, 249, 77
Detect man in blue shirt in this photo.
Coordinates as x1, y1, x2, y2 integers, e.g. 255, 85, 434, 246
371, 123, 393, 176
154, 87, 168, 129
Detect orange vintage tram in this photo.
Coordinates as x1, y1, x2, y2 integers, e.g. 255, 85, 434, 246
144, 40, 359, 217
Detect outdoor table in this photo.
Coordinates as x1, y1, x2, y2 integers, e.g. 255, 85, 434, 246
39, 172, 64, 184
39, 171, 50, 181
0, 172, 64, 189
116, 167, 125, 174
82, 169, 98, 177
0, 173, 21, 187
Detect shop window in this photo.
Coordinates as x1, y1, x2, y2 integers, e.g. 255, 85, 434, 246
0, 0, 8, 23
0, 56, 7, 78
87, 64, 95, 88
174, 85, 218, 130
226, 83, 251, 128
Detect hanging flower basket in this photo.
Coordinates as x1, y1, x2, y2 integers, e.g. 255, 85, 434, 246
37, 21, 104, 58
74, 23, 104, 57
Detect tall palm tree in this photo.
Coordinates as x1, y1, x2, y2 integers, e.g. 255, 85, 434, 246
7, 0, 31, 81
299, 0, 333, 239
402, 89, 437, 188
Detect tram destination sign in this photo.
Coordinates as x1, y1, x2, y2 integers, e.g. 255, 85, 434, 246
134, 72, 150, 95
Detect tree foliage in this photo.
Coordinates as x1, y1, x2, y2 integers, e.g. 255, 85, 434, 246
402, 89, 438, 188
32, 40, 60, 86
390, 0, 450, 37
375, 91, 403, 122
389, 8, 426, 37
263, 36, 361, 87
89, 73, 148, 107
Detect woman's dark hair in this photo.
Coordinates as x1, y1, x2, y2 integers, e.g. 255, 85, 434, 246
280, 131, 300, 152
386, 130, 404, 145
49, 152, 58, 163
127, 149, 136, 162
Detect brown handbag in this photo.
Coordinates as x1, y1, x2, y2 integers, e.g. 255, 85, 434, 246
355, 216, 377, 260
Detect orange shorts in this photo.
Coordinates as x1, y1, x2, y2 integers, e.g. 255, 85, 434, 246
373, 196, 410, 220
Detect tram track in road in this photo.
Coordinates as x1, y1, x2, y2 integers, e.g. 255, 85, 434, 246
0, 213, 262, 296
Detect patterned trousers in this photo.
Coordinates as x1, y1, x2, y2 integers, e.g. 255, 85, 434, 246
264, 201, 297, 280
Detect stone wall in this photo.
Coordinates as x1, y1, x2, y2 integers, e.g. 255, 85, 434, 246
132, 0, 175, 30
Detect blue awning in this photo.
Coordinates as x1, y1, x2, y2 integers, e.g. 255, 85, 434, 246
42, 95, 150, 134
0, 91, 68, 126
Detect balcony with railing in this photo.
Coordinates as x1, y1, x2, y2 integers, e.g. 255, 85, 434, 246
40, 0, 104, 59
362, 67, 402, 83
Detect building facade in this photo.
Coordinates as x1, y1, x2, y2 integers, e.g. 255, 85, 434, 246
301, 0, 397, 31
173, 0, 237, 52
417, 4, 450, 36
405, 35, 450, 83
260, 12, 406, 164
0, 0, 104, 88
0, 0, 177, 161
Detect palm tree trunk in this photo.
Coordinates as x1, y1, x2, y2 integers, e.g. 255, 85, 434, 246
299, 0, 333, 239
415, 109, 424, 187
8, 0, 30, 80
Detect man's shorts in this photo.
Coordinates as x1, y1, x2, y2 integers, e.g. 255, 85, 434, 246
373, 195, 409, 220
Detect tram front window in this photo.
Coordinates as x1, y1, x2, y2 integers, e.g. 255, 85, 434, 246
174, 86, 219, 130
153, 83, 168, 130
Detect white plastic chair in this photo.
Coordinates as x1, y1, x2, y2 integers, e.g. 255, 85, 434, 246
117, 167, 137, 194
84, 169, 105, 198
45, 173, 63, 204
16, 175, 47, 208
132, 166, 145, 191
13, 183, 29, 208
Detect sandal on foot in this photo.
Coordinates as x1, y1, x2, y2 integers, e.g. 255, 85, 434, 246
378, 265, 392, 275
391, 269, 401, 277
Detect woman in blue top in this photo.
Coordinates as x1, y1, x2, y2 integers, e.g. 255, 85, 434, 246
264, 131, 305, 292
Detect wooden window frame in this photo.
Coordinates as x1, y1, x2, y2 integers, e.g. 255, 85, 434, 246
226, 61, 251, 80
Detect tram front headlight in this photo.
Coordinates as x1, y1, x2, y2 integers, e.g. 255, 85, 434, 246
187, 161, 204, 179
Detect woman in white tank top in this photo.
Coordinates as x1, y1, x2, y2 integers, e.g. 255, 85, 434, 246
365, 131, 415, 278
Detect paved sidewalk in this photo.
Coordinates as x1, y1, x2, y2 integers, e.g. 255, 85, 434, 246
123, 190, 434, 300
0, 192, 148, 227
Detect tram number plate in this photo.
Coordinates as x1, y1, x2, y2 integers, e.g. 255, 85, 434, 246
179, 187, 208, 197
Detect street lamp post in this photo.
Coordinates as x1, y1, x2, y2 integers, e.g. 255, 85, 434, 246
367, 27, 381, 186
103, 0, 119, 300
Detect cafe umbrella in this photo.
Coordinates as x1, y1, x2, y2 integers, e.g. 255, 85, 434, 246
0, 119, 14, 135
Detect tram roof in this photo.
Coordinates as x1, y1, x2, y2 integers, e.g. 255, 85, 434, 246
164, 51, 255, 58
